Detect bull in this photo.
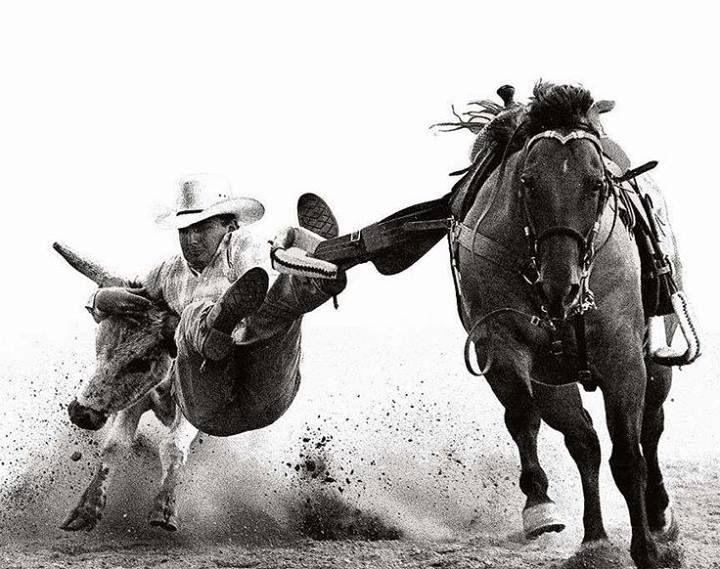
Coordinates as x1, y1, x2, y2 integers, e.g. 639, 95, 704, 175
54, 241, 196, 532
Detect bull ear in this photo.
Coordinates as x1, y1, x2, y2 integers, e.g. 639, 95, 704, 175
53, 242, 127, 287
161, 313, 180, 358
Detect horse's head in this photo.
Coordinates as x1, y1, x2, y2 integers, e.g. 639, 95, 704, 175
54, 242, 178, 430
515, 84, 612, 319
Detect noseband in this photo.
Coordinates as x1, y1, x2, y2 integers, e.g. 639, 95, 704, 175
518, 129, 615, 316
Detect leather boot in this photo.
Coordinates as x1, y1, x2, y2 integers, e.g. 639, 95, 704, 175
202, 267, 269, 360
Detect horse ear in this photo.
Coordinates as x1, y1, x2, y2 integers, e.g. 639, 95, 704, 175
588, 100, 616, 137
593, 100, 615, 114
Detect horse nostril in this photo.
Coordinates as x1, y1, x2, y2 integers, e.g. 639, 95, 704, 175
540, 281, 581, 317
68, 399, 107, 431
563, 284, 581, 308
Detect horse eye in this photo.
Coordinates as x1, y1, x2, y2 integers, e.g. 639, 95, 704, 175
590, 179, 605, 193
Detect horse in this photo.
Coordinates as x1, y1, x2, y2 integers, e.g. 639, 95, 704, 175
452, 83, 680, 568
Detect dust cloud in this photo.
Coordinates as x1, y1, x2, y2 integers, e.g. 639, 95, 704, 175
1, 319, 717, 566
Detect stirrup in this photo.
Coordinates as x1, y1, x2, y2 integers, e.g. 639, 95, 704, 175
649, 291, 701, 366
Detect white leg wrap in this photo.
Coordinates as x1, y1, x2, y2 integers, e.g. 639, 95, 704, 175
522, 501, 566, 539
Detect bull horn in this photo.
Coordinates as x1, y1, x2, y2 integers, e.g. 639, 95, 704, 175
53, 242, 126, 287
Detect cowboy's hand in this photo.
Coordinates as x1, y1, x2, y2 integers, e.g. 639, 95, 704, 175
94, 287, 153, 314
270, 226, 296, 251
271, 226, 324, 254
269, 226, 340, 279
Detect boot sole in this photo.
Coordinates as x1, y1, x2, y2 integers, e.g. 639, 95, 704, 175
297, 193, 339, 239
212, 267, 269, 334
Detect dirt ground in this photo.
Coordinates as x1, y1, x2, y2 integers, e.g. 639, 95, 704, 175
1, 326, 719, 569
2, 457, 718, 569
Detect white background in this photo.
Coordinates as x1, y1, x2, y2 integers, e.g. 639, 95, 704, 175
1, 1, 718, 344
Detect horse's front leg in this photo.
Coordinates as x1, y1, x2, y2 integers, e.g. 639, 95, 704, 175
603, 355, 659, 569
484, 349, 565, 539
61, 400, 149, 531
534, 382, 607, 543
148, 411, 199, 531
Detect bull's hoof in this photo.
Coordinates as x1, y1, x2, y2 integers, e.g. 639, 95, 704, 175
149, 490, 179, 532
148, 509, 179, 532
60, 506, 102, 532
522, 501, 566, 539
60, 477, 107, 532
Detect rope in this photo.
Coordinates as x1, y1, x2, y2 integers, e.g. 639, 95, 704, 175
464, 308, 548, 377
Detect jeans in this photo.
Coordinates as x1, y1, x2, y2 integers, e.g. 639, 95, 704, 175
172, 272, 346, 436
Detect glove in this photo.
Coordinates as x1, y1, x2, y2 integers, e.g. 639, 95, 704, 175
270, 227, 340, 279
93, 287, 153, 315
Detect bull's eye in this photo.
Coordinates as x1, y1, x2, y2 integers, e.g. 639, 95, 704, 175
124, 359, 153, 374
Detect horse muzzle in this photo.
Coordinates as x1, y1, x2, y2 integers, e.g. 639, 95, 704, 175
68, 399, 108, 431
539, 280, 581, 320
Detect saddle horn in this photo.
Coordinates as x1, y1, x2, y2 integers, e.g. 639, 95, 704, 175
53, 242, 126, 287
497, 85, 516, 108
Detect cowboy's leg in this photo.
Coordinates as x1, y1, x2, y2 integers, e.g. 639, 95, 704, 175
174, 300, 306, 436
235, 272, 346, 344
173, 299, 242, 429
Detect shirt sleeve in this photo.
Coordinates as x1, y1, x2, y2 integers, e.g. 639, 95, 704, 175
141, 261, 167, 303
84, 290, 107, 323
227, 229, 275, 278
84, 261, 167, 322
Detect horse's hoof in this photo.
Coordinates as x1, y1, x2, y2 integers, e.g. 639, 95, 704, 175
653, 504, 680, 544
522, 502, 566, 539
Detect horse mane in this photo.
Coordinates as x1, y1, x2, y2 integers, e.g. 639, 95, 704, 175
436, 81, 598, 160
518, 82, 597, 140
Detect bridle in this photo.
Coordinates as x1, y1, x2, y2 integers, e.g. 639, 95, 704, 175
461, 128, 621, 387
517, 129, 617, 318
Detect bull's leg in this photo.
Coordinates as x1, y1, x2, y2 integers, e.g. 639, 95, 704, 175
485, 357, 564, 539
61, 400, 149, 531
149, 412, 199, 531
642, 359, 676, 541
534, 383, 607, 543
603, 361, 659, 569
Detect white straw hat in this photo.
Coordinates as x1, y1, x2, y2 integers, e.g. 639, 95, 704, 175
156, 174, 265, 229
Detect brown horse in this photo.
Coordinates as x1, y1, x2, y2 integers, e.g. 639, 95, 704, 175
453, 83, 678, 568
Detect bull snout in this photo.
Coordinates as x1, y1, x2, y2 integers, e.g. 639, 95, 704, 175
68, 399, 108, 430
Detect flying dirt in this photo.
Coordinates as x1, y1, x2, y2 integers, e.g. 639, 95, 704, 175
1, 322, 718, 568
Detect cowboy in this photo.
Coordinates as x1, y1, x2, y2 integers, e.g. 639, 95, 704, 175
87, 174, 345, 435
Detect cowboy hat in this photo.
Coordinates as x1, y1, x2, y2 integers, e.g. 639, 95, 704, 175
155, 174, 265, 230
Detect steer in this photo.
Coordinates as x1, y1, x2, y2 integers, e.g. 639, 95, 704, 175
54, 241, 198, 532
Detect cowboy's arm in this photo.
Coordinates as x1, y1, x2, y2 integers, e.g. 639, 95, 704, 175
227, 229, 275, 278
84, 263, 164, 322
